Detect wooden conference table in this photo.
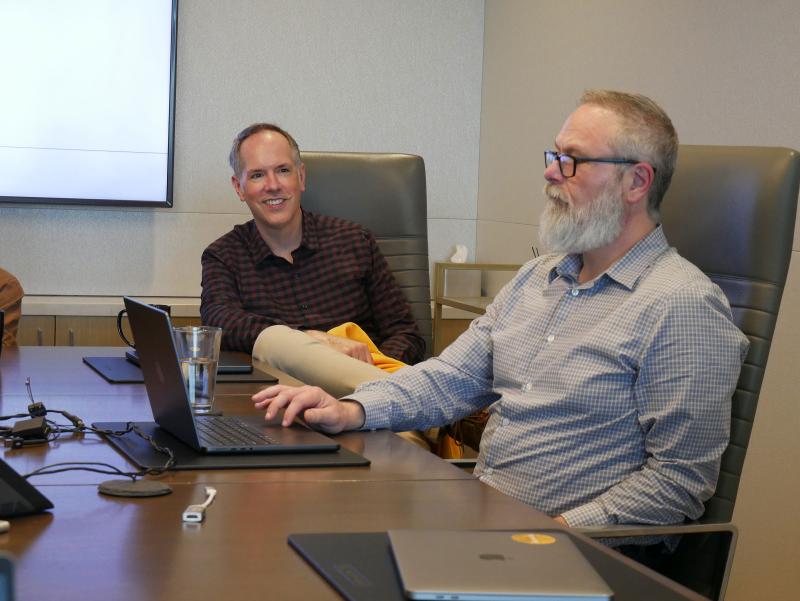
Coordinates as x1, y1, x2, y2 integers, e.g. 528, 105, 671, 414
0, 346, 705, 601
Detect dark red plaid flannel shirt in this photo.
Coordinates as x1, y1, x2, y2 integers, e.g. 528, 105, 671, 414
200, 210, 424, 363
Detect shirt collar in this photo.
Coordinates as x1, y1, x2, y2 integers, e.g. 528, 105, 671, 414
549, 225, 670, 290
246, 209, 321, 264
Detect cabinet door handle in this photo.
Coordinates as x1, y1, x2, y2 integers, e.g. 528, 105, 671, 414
37, 328, 44, 346
68, 329, 76, 346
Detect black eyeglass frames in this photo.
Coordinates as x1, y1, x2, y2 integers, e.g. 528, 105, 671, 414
544, 150, 644, 178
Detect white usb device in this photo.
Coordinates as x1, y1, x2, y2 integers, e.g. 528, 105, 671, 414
182, 486, 217, 523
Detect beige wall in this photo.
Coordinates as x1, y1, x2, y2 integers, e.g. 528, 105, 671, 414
479, 1, 800, 599
0, 0, 484, 296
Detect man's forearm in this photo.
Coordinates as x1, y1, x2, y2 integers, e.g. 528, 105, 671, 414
560, 462, 711, 527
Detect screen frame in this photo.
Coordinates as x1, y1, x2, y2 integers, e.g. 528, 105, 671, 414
0, 0, 179, 209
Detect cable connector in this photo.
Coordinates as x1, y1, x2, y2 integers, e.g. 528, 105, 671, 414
25, 379, 48, 417
61, 411, 85, 430
182, 486, 217, 523
27, 402, 47, 418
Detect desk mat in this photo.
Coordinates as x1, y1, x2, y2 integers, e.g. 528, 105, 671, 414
93, 421, 370, 470
289, 532, 404, 601
288, 532, 693, 601
83, 356, 278, 384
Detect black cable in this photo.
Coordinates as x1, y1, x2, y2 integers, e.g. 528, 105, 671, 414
24, 461, 142, 480
7, 378, 176, 480
0, 413, 32, 421
22, 423, 175, 480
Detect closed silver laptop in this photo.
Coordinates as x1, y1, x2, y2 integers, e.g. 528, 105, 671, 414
388, 529, 613, 601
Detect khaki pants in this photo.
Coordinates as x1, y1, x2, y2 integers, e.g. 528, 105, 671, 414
252, 325, 430, 450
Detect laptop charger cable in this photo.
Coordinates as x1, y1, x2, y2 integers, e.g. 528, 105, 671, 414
2, 378, 176, 498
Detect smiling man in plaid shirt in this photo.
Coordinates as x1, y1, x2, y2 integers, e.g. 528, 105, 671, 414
200, 124, 424, 393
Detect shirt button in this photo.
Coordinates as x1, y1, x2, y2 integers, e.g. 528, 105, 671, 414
546, 334, 555, 343
501, 418, 510, 427
570, 288, 579, 297
522, 382, 533, 392
484, 467, 493, 475
300, 303, 308, 310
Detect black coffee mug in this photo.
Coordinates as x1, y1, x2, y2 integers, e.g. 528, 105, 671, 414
116, 304, 171, 348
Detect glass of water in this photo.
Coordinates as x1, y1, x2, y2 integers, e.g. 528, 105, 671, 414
172, 326, 222, 414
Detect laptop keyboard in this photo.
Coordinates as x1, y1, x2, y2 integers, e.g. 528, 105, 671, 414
195, 416, 279, 448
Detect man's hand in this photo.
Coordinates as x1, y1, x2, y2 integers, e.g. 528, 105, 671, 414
305, 330, 374, 364
252, 384, 366, 433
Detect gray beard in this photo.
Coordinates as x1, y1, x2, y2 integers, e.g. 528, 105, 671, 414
539, 182, 625, 254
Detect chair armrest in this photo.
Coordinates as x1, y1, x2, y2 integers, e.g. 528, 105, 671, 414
574, 521, 737, 539
575, 521, 738, 601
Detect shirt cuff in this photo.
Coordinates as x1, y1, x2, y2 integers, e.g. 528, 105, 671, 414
345, 386, 393, 430
560, 500, 616, 528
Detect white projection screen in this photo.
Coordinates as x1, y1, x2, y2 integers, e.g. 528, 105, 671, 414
0, 0, 177, 207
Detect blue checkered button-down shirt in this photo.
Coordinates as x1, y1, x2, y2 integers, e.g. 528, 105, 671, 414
352, 226, 749, 526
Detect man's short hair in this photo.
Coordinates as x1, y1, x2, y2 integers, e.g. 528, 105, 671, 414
579, 90, 678, 220
229, 123, 301, 177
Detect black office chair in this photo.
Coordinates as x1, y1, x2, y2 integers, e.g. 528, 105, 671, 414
576, 145, 800, 600
299, 151, 431, 357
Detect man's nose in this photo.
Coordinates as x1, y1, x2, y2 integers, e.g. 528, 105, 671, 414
544, 158, 563, 183
264, 172, 281, 189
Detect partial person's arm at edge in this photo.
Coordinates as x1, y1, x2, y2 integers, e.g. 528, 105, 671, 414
0, 268, 24, 346
200, 248, 285, 352
560, 288, 748, 527
362, 230, 425, 364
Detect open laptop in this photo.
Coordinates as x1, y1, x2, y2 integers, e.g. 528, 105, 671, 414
387, 530, 613, 601
123, 296, 339, 455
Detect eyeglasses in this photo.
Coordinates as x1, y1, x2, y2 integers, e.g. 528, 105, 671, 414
544, 150, 641, 178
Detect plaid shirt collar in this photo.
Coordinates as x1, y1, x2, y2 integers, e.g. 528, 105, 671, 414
245, 209, 321, 265
549, 225, 670, 291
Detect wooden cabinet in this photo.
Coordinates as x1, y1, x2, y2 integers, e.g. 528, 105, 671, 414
19, 314, 201, 346
18, 316, 56, 346
55, 316, 122, 346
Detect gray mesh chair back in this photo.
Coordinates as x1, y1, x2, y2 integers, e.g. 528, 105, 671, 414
299, 152, 431, 357
660, 145, 800, 523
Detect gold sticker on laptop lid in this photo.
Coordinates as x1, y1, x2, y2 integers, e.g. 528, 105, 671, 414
511, 533, 557, 545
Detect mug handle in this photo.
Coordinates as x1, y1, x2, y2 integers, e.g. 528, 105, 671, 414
116, 309, 135, 348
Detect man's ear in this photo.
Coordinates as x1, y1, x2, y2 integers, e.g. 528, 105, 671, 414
231, 174, 245, 201
625, 163, 655, 205
298, 162, 306, 192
